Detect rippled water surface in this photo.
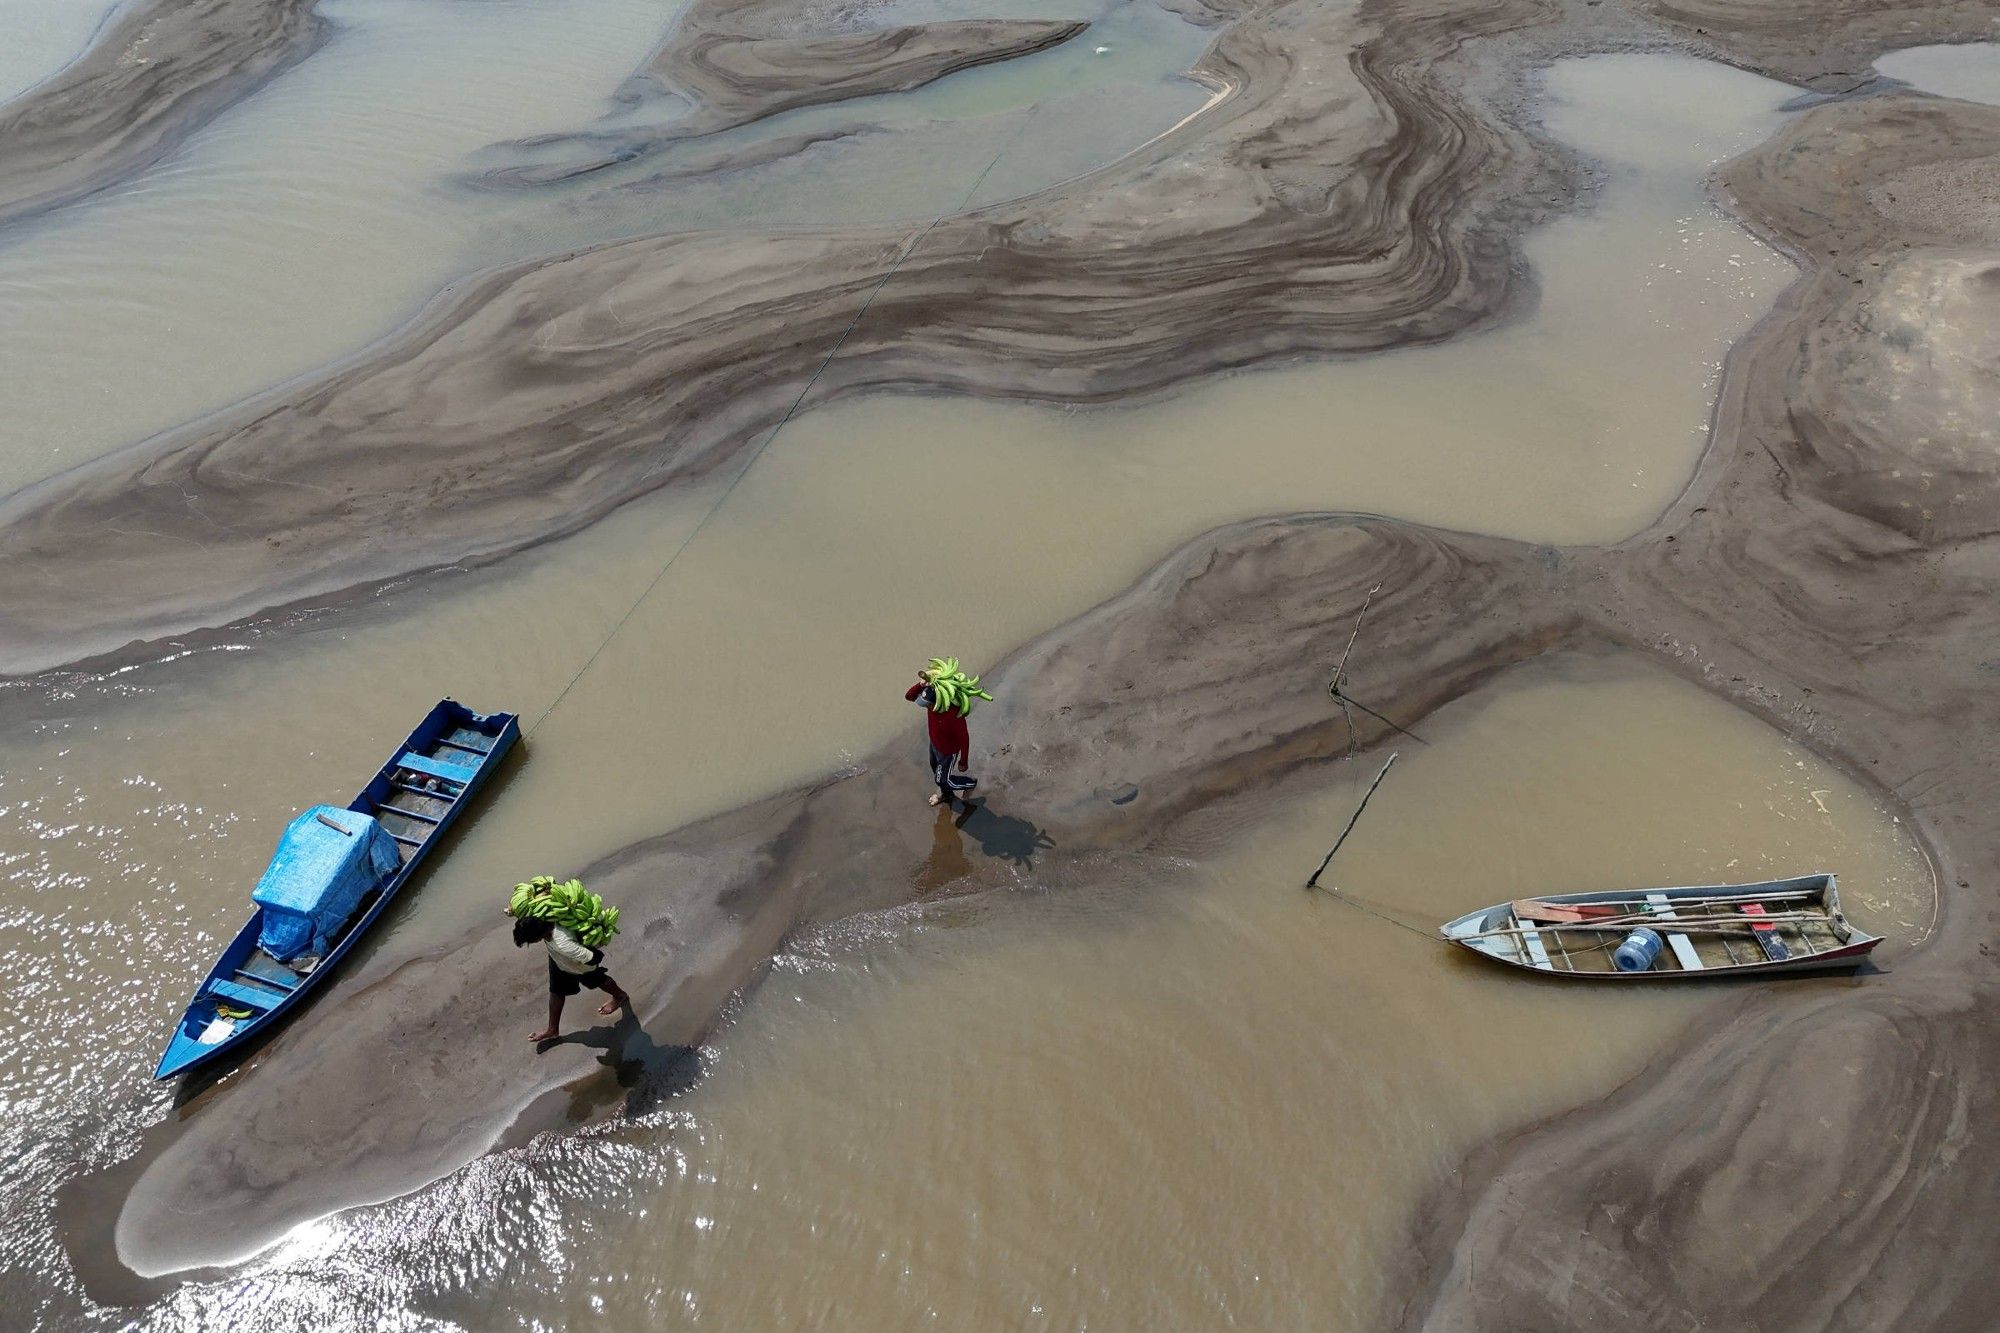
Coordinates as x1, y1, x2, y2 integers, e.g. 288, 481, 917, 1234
40, 657, 1931, 1328
0, 8, 1912, 1329
0, 0, 1210, 494
0, 0, 115, 103
1877, 41, 2000, 106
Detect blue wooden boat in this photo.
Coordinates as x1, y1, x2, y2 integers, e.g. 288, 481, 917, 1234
154, 699, 519, 1080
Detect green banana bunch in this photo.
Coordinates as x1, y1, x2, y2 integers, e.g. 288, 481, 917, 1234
508, 875, 559, 917
507, 875, 621, 948
924, 657, 995, 717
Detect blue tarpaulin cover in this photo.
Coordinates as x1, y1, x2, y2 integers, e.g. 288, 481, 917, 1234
252, 806, 402, 960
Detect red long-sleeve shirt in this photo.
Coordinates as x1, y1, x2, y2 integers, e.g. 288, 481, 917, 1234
907, 680, 970, 759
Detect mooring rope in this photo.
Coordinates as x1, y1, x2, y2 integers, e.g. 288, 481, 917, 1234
526, 107, 1042, 738
1312, 885, 1441, 943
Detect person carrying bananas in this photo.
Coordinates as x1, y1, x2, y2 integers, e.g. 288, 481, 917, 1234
515, 914, 631, 1042
905, 657, 994, 808
508, 875, 630, 1042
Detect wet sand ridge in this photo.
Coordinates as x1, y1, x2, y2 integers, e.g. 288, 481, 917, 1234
1394, 89, 2000, 1328
0, 0, 325, 228
480, 10, 1097, 185
104, 85, 2000, 1315
11, 0, 2000, 1322
0, 0, 1563, 675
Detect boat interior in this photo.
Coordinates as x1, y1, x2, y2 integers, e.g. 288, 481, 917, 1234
169, 716, 507, 1050
1440, 876, 1874, 976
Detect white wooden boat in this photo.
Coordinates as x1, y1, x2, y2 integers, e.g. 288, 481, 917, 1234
1438, 873, 1880, 978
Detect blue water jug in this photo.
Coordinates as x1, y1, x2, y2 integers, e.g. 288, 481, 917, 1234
1612, 927, 1664, 973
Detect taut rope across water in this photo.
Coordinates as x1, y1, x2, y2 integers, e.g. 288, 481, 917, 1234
527, 106, 1047, 739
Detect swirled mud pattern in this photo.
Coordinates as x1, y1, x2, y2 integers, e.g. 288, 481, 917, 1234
0, 0, 324, 228
0, 0, 1566, 676
82, 86, 2000, 1332
14, 0, 2000, 1323
479, 14, 1095, 186
1392, 91, 2000, 1330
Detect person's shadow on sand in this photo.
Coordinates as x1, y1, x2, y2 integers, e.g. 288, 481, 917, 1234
955, 798, 1055, 869
545, 1012, 701, 1117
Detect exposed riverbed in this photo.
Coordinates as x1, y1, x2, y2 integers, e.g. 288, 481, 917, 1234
1, 0, 1991, 1325
77, 656, 1932, 1326
0, 31, 1815, 1290
0, 51, 1806, 956
0, 0, 1210, 495
0, 0, 117, 103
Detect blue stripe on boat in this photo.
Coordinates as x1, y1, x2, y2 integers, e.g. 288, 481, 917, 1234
153, 699, 519, 1081
396, 751, 477, 782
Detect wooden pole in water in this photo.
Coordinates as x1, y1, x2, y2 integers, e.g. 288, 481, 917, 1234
1307, 752, 1398, 890
1326, 584, 1427, 747
1330, 583, 1381, 697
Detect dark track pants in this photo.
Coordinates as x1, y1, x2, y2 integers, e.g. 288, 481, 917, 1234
929, 744, 976, 799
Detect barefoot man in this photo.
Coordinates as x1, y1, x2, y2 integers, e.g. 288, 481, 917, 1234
514, 915, 631, 1042
906, 657, 992, 808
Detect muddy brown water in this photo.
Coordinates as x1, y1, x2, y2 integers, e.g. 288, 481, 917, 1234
0, 53, 1808, 978
93, 656, 1932, 1328
0, 0, 117, 103
1876, 41, 2000, 105
0, 0, 1211, 496
0, 25, 1936, 1331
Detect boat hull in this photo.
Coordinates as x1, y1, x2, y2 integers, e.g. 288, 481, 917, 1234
1438, 874, 1883, 980
154, 699, 518, 1080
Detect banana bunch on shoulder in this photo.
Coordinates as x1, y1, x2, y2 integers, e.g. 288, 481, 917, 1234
507, 874, 621, 947
922, 657, 995, 717
508, 874, 560, 917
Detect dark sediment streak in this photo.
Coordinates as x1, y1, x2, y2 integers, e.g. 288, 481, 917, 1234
587, 125, 873, 194
479, 16, 1094, 186
104, 92, 2000, 1291
29, 0, 2000, 1316
0, 0, 1562, 678
631, 14, 1090, 118
112, 514, 1567, 1273
1393, 93, 2000, 1330
0, 0, 325, 230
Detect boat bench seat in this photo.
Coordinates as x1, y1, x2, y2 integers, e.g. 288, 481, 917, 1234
237, 956, 299, 989
397, 752, 475, 784
208, 977, 285, 1012
1515, 918, 1553, 970
1645, 893, 1705, 971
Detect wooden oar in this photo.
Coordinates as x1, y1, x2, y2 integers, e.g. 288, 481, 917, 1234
1539, 888, 1824, 909
1463, 916, 1828, 940
1507, 905, 1825, 931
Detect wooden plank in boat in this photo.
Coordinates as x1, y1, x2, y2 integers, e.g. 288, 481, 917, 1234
1741, 903, 1790, 961
1513, 914, 1554, 969
397, 751, 474, 784
207, 977, 283, 1012
1645, 892, 1705, 971
1512, 898, 1620, 924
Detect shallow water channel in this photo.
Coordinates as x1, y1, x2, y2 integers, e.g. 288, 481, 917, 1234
1876, 41, 2000, 106
0, 10, 1930, 1328
0, 52, 1807, 958
0, 0, 117, 103
0, 0, 1211, 494
96, 656, 1931, 1328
